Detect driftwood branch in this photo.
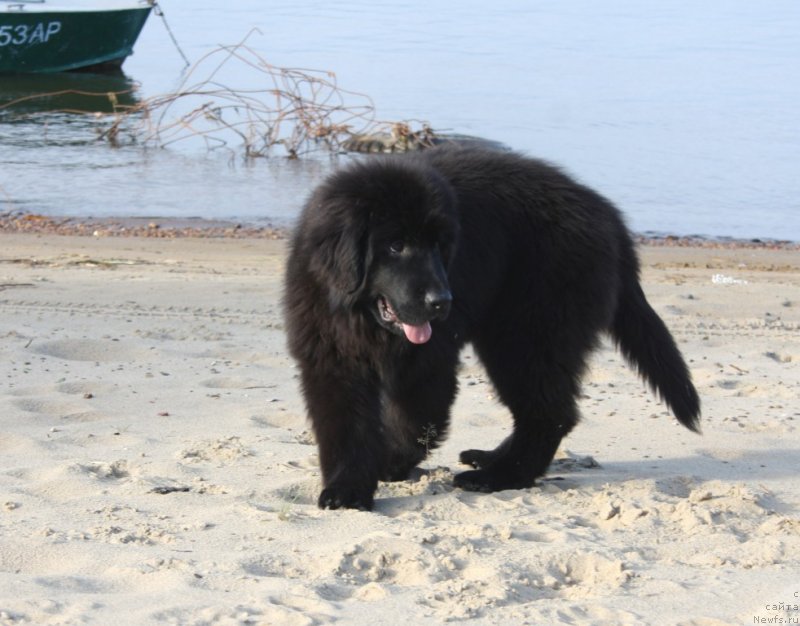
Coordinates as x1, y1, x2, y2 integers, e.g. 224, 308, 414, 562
0, 31, 439, 159
99, 32, 435, 158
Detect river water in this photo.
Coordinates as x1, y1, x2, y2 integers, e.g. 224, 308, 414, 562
1, 0, 798, 240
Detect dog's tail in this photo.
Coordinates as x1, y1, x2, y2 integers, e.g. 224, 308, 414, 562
611, 245, 701, 433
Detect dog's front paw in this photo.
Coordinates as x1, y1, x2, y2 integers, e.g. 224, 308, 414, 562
318, 485, 375, 511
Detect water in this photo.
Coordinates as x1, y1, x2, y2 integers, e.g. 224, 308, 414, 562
1, 0, 798, 240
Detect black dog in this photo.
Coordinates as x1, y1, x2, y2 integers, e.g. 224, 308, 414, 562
284, 146, 700, 511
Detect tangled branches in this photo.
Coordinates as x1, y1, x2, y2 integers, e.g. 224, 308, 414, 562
0, 31, 440, 158
97, 31, 432, 158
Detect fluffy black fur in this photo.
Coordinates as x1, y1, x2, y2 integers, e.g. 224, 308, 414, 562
284, 146, 700, 511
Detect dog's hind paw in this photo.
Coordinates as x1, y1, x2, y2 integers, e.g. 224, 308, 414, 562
459, 448, 496, 469
454, 468, 536, 493
453, 469, 496, 492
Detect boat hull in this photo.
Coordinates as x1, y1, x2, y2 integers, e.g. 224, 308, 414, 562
0, 7, 152, 74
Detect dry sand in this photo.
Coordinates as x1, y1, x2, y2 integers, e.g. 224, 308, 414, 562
0, 232, 798, 625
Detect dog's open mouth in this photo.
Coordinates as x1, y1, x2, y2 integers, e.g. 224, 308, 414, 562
378, 296, 432, 344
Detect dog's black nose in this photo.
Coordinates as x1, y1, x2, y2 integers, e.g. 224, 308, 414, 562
425, 289, 452, 318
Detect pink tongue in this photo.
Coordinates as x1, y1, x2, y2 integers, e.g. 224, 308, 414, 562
402, 322, 432, 344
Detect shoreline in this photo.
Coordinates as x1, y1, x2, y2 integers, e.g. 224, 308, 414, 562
2, 211, 798, 249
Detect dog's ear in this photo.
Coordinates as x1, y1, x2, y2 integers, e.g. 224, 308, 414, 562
305, 196, 370, 303
427, 172, 460, 270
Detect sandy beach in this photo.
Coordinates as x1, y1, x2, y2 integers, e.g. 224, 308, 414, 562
0, 231, 798, 625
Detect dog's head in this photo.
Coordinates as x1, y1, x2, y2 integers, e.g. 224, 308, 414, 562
298, 157, 459, 344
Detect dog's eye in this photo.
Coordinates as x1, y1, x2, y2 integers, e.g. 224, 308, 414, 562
389, 240, 405, 254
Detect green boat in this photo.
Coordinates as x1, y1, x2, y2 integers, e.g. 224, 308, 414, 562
0, 0, 153, 74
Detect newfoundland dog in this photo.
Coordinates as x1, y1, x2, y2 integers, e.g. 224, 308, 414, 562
284, 146, 700, 511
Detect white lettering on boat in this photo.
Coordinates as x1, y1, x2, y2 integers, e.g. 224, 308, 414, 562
0, 21, 62, 47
